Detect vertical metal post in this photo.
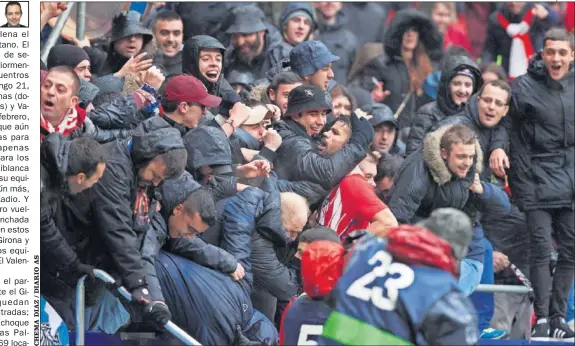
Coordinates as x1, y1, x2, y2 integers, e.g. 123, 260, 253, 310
40, 2, 76, 64
76, 2, 86, 40
75, 275, 87, 346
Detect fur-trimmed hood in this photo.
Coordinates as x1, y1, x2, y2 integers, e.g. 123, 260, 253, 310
423, 124, 483, 185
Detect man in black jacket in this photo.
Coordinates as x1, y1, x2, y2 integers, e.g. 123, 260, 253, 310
506, 29, 575, 340
274, 84, 373, 191
40, 134, 106, 327
79, 126, 187, 333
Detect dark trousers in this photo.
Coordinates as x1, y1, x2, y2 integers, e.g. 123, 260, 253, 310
527, 208, 575, 319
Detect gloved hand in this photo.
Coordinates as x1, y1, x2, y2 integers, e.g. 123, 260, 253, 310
144, 300, 172, 331
74, 262, 96, 281
131, 286, 152, 305
349, 113, 375, 149
234, 325, 262, 346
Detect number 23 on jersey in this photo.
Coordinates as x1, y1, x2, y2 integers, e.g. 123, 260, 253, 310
346, 250, 415, 311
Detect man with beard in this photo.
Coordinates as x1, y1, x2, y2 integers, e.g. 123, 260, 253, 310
224, 5, 284, 79
506, 28, 575, 340
318, 151, 399, 240
274, 85, 373, 190
152, 11, 184, 76
317, 116, 352, 156
407, 55, 482, 155
364, 103, 406, 157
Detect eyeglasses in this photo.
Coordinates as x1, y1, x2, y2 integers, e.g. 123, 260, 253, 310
479, 96, 506, 108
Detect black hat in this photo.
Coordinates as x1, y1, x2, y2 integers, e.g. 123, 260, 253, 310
285, 85, 331, 117
110, 11, 153, 46
362, 103, 398, 129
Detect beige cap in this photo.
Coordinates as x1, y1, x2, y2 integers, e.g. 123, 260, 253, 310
243, 105, 270, 125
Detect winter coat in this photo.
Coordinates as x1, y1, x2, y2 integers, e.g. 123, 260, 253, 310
155, 187, 275, 345
153, 49, 183, 77
314, 12, 359, 84
358, 9, 444, 130
78, 125, 185, 290
40, 134, 92, 299
427, 94, 509, 180
267, 3, 315, 64
224, 24, 285, 79
482, 3, 556, 75
273, 118, 367, 191
507, 55, 575, 211
407, 55, 482, 155
88, 92, 156, 131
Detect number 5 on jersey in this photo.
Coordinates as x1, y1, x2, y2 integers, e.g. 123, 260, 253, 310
346, 250, 415, 311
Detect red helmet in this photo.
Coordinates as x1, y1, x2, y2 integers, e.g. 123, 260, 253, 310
301, 240, 345, 298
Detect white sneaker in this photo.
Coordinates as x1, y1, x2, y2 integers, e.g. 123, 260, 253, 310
568, 319, 574, 332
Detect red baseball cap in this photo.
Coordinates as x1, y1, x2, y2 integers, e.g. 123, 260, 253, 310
164, 75, 222, 108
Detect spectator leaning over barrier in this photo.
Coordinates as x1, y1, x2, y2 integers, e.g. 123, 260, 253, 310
506, 28, 575, 340
40, 134, 107, 327
75, 126, 188, 334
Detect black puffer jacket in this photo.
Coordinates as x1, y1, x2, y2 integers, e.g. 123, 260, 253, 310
224, 23, 285, 79
428, 94, 509, 181
314, 12, 359, 84
507, 54, 575, 211
88, 93, 155, 130
40, 134, 92, 298
407, 55, 482, 155
273, 117, 369, 191
360, 9, 443, 130
182, 35, 237, 105
80, 125, 186, 290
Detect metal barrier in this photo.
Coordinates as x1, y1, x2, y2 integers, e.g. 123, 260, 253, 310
475, 284, 533, 341
75, 269, 202, 346
40, 2, 76, 64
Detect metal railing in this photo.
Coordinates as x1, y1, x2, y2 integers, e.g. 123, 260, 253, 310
75, 269, 202, 346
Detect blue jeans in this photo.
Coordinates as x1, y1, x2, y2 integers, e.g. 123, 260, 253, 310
470, 238, 495, 331
459, 258, 484, 296
84, 290, 130, 334
567, 282, 574, 322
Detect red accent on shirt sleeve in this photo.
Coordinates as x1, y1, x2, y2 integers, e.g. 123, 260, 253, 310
279, 297, 297, 345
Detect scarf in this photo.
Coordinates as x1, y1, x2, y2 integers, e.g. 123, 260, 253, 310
497, 10, 535, 79
40, 106, 84, 142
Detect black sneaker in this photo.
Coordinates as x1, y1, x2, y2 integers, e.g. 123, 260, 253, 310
532, 318, 550, 341
550, 317, 575, 341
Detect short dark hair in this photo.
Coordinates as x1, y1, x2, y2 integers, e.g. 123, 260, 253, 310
375, 153, 404, 182
67, 137, 107, 178
440, 124, 477, 153
47, 66, 81, 96
270, 71, 302, 92
161, 99, 185, 113
299, 226, 341, 244
440, 45, 471, 70
155, 148, 188, 180
480, 63, 508, 82
5, 1, 21, 15
152, 10, 182, 31
543, 28, 574, 51
182, 187, 217, 226
478, 79, 511, 104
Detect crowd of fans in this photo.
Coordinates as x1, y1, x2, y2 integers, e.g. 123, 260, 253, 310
38, 1, 574, 345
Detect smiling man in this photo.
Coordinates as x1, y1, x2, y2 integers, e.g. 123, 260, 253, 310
507, 28, 575, 340
2, 1, 25, 27
152, 11, 184, 76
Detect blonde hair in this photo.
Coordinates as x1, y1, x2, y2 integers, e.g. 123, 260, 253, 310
365, 151, 382, 164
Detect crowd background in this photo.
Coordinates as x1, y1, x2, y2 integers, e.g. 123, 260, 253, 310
37, 1, 574, 345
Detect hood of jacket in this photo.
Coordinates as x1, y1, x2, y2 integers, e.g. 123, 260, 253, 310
160, 171, 202, 219
40, 133, 72, 190
384, 9, 444, 62
183, 126, 232, 172
437, 55, 482, 116
527, 52, 575, 90
423, 123, 483, 185
235, 128, 262, 150
130, 127, 186, 167
182, 35, 227, 96
279, 2, 316, 39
